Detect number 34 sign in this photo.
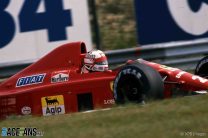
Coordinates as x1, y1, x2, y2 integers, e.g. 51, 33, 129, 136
1, 0, 71, 48
0, 0, 92, 64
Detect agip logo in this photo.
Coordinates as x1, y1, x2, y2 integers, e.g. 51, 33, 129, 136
41, 95, 65, 116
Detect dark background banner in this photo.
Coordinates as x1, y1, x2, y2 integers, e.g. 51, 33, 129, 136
134, 0, 208, 45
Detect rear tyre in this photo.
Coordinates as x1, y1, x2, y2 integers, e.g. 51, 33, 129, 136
113, 63, 164, 104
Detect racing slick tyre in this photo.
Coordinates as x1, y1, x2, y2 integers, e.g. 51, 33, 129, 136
113, 63, 164, 104
195, 56, 208, 78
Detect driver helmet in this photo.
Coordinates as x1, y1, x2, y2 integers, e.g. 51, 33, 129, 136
83, 50, 108, 72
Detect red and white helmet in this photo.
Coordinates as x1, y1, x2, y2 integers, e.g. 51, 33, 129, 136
83, 50, 108, 72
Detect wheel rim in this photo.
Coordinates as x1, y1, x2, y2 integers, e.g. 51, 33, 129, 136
117, 75, 144, 103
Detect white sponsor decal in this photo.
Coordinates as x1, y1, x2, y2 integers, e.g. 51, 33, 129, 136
51, 70, 69, 83
104, 99, 115, 105
192, 75, 208, 83
176, 71, 186, 79
21, 106, 31, 115
16, 74, 46, 87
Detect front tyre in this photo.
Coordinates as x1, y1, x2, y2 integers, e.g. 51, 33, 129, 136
113, 63, 164, 104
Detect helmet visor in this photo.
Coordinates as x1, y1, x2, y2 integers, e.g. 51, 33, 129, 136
96, 60, 108, 65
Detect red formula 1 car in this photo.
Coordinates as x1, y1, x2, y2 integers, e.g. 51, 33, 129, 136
0, 42, 208, 119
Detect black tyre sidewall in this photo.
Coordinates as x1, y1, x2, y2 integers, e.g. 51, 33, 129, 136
113, 63, 164, 103
195, 56, 208, 77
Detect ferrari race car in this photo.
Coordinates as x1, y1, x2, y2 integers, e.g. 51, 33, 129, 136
0, 41, 208, 119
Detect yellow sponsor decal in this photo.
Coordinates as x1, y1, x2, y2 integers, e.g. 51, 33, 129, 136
110, 81, 114, 92
160, 65, 178, 72
41, 95, 64, 107
41, 95, 65, 116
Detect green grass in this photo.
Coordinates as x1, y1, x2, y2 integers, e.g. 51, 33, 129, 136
1, 95, 208, 138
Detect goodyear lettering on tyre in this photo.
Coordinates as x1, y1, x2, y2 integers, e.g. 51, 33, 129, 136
114, 68, 142, 99
41, 95, 65, 116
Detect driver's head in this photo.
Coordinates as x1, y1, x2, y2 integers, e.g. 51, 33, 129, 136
83, 50, 108, 72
